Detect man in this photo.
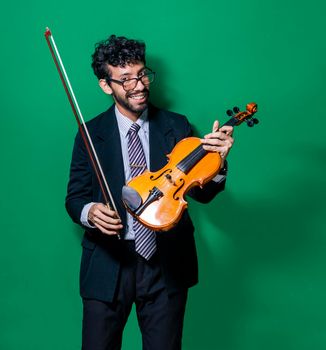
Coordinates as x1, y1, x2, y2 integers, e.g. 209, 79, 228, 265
65, 35, 234, 350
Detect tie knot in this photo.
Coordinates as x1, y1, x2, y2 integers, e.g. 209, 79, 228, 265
129, 123, 141, 135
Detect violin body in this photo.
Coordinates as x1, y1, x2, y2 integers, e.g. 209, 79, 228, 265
123, 102, 258, 232
125, 137, 222, 231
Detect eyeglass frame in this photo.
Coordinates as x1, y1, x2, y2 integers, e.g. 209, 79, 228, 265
105, 67, 155, 92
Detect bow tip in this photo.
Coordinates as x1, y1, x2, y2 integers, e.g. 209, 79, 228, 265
44, 27, 52, 38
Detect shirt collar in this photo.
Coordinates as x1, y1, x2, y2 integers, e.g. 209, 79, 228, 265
115, 105, 148, 138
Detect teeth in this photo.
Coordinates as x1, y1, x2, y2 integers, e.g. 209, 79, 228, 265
130, 93, 146, 100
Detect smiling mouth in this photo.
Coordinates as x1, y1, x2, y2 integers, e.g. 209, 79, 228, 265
128, 92, 148, 101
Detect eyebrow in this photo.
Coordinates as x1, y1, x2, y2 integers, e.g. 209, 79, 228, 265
118, 67, 146, 79
119, 73, 132, 78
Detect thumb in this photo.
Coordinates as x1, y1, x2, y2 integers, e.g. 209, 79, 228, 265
212, 120, 219, 133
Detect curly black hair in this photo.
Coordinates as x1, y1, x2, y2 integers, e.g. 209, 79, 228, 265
91, 35, 146, 80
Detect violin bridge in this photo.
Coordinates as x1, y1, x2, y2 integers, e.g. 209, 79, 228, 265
165, 173, 177, 186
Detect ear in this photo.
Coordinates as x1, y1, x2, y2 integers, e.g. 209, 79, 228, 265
99, 79, 113, 95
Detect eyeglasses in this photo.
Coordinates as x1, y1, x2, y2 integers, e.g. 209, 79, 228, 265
106, 68, 155, 92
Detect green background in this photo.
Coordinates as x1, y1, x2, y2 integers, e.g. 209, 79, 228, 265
1, 0, 325, 349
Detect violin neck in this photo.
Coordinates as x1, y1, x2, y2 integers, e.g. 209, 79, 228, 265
222, 116, 240, 127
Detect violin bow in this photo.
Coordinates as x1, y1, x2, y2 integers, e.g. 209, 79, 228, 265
44, 27, 120, 237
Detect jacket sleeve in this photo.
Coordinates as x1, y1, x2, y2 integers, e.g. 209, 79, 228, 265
65, 131, 94, 227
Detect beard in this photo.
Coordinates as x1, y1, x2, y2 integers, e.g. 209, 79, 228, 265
112, 88, 149, 115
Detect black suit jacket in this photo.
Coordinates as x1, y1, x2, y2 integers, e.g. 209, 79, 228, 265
65, 104, 226, 302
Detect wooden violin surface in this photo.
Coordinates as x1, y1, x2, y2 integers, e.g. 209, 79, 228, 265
123, 103, 259, 231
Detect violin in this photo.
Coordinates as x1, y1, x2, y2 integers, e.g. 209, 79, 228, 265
122, 102, 259, 231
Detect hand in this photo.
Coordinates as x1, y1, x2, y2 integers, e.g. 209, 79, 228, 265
88, 203, 123, 235
201, 120, 234, 168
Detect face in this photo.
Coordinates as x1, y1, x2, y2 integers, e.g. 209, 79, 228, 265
99, 62, 150, 120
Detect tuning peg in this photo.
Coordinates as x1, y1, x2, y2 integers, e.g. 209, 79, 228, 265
226, 109, 233, 116
252, 118, 259, 124
233, 106, 240, 113
246, 119, 254, 127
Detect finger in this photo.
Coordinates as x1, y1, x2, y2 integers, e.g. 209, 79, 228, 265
201, 138, 225, 147
204, 131, 228, 140
202, 145, 226, 153
93, 216, 123, 230
219, 125, 234, 136
94, 222, 119, 235
89, 209, 121, 226
97, 204, 119, 218
225, 137, 234, 149
89, 203, 107, 217
212, 120, 219, 133
91, 205, 120, 220
92, 210, 122, 225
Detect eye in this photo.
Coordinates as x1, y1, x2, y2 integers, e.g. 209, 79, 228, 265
138, 70, 147, 77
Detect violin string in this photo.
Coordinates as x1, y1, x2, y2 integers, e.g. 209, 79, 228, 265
181, 145, 201, 168
178, 147, 199, 172
48, 31, 118, 214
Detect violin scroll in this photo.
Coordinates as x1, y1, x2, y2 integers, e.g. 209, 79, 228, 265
224, 102, 258, 127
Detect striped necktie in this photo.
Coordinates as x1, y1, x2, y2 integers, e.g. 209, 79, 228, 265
127, 123, 156, 260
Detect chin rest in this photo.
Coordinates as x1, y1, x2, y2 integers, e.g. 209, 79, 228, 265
122, 185, 143, 212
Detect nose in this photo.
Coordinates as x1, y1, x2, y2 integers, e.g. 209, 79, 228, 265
134, 77, 146, 91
